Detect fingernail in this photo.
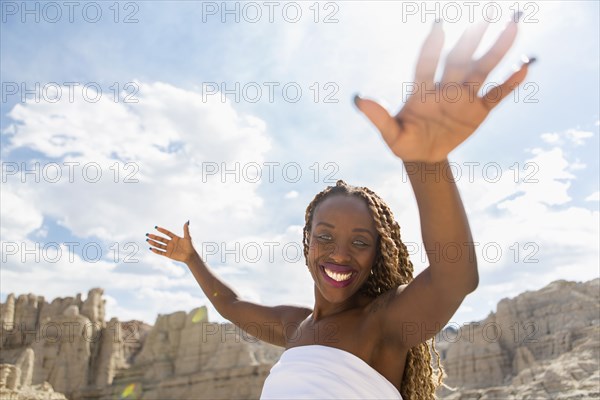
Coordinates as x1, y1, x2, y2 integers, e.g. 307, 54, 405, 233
145, 233, 149, 236
187, 220, 190, 226
353, 94, 361, 108
148, 247, 152, 250
513, 10, 523, 23
146, 238, 149, 242
521, 55, 537, 65
431, 18, 443, 31
154, 225, 157, 229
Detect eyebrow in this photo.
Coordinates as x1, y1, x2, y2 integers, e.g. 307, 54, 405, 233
314, 222, 376, 238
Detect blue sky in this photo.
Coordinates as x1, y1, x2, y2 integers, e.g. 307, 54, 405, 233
1, 1, 598, 328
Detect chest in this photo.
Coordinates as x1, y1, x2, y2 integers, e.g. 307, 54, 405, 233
285, 312, 408, 391
287, 312, 370, 351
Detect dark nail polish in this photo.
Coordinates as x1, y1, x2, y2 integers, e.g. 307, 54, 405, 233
145, 233, 148, 236
513, 11, 523, 23
146, 238, 149, 242
154, 225, 157, 229
522, 55, 537, 65
187, 220, 190, 226
353, 94, 361, 107
149, 247, 152, 250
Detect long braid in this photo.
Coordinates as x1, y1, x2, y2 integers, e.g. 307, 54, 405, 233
302, 180, 445, 399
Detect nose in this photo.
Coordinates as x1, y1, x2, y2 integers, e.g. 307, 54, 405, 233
328, 243, 352, 264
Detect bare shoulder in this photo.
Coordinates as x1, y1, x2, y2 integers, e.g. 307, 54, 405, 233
279, 305, 312, 326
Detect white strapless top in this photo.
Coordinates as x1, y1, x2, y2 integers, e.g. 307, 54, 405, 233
260, 345, 403, 399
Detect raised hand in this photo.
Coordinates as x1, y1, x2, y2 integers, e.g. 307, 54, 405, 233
147, 222, 197, 264
355, 17, 534, 162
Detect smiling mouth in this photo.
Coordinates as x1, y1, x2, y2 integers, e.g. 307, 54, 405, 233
319, 264, 357, 287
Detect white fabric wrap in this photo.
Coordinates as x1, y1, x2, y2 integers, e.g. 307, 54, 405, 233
260, 345, 403, 400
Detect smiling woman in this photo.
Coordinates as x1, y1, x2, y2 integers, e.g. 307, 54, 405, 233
146, 15, 534, 400
289, 181, 440, 399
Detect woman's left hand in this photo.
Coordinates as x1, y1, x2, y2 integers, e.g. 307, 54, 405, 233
355, 18, 534, 163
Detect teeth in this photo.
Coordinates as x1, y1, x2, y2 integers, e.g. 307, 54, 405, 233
324, 268, 352, 282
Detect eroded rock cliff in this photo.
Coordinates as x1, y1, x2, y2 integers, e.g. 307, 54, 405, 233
1, 279, 598, 399
435, 278, 599, 399
0, 288, 281, 400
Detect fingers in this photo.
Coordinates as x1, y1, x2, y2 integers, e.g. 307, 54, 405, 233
481, 60, 532, 110
146, 233, 168, 244
441, 21, 489, 84
147, 238, 167, 250
155, 226, 175, 238
469, 20, 518, 85
183, 220, 190, 239
354, 96, 402, 151
146, 232, 168, 254
414, 20, 445, 86
147, 227, 172, 255
149, 246, 166, 256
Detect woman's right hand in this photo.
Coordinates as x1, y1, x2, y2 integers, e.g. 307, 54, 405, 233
147, 221, 197, 264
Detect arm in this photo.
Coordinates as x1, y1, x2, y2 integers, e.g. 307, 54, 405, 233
354, 17, 533, 347
147, 222, 310, 347
407, 159, 478, 294
382, 160, 478, 348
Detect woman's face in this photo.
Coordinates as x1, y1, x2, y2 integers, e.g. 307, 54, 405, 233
307, 194, 379, 304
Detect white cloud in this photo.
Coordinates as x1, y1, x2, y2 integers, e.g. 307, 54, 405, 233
540, 132, 560, 144
499, 147, 575, 209
456, 305, 473, 314
212, 224, 315, 310
135, 287, 205, 315
2, 82, 272, 244
0, 81, 278, 323
585, 191, 600, 202
540, 128, 594, 146
285, 190, 299, 199
0, 189, 43, 242
565, 129, 594, 145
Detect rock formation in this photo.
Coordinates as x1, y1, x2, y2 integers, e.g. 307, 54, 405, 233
0, 345, 67, 399
0, 288, 281, 400
435, 278, 600, 399
1, 279, 598, 399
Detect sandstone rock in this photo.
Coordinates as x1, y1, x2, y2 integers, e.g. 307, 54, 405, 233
107, 307, 282, 400
0, 350, 67, 400
4, 293, 44, 349
1, 279, 597, 400
437, 278, 600, 399
81, 288, 106, 327
31, 308, 93, 395
0, 294, 15, 331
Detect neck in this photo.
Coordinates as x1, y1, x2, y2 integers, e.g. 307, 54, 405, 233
311, 286, 371, 321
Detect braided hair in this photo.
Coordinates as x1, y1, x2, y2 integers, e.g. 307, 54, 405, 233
302, 180, 444, 399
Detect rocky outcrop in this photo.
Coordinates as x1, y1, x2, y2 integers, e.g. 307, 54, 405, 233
0, 348, 67, 400
435, 278, 600, 399
97, 317, 282, 400
0, 289, 281, 400
1, 279, 598, 399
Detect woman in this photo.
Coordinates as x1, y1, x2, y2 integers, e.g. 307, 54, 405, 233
146, 16, 533, 400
